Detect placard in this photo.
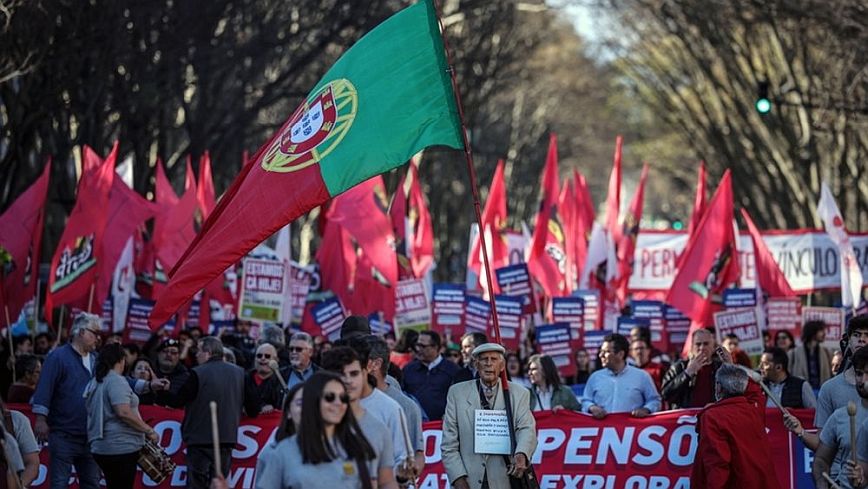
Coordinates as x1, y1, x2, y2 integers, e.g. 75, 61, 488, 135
238, 258, 287, 322
464, 296, 491, 334
311, 297, 346, 341
473, 409, 511, 455
492, 295, 522, 351
495, 264, 536, 313
536, 322, 575, 378
767, 297, 802, 334
723, 288, 758, 309
394, 279, 431, 332
631, 300, 667, 351
124, 299, 174, 344
664, 305, 691, 347
713, 307, 763, 355
367, 313, 393, 336
289, 263, 314, 326
802, 306, 845, 351
552, 297, 584, 348
572, 289, 601, 330
583, 330, 609, 359
431, 283, 465, 339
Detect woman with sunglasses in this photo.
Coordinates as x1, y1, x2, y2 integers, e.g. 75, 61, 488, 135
255, 372, 394, 489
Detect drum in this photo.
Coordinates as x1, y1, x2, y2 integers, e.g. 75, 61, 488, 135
138, 439, 177, 483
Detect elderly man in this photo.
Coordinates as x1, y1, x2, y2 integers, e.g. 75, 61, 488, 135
153, 337, 191, 406
169, 336, 260, 489
284, 332, 319, 389
662, 328, 724, 408
691, 364, 781, 488
32, 313, 167, 489
759, 347, 816, 409
442, 343, 537, 489
248, 343, 284, 413
582, 333, 661, 418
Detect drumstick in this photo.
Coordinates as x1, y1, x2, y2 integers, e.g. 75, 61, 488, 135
268, 360, 289, 391
822, 471, 843, 489
848, 401, 857, 465
210, 401, 222, 477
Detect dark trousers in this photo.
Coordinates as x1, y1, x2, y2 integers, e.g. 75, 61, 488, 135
186, 444, 233, 489
93, 452, 140, 489
48, 431, 101, 489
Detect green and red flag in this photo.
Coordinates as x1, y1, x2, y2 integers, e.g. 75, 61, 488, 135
150, 0, 462, 329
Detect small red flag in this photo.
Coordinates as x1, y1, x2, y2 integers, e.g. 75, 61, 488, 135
406, 164, 435, 277
741, 208, 795, 298
153, 161, 198, 271
317, 220, 357, 307
667, 170, 739, 345
558, 178, 579, 293
616, 163, 649, 303
0, 162, 50, 326
467, 159, 509, 294
197, 152, 217, 220
605, 136, 623, 244
528, 133, 567, 297
687, 162, 708, 238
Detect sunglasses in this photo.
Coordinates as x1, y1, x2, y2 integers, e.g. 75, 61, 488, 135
322, 392, 350, 404
288, 347, 307, 353
256, 353, 273, 359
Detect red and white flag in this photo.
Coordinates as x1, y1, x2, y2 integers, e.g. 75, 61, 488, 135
0, 163, 50, 326
667, 170, 739, 346
817, 182, 863, 309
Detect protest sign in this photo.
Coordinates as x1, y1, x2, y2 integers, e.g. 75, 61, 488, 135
495, 263, 535, 313
723, 288, 757, 309
536, 323, 574, 378
767, 297, 802, 336
713, 307, 763, 355
632, 300, 667, 351
311, 297, 346, 340
394, 278, 431, 332
664, 305, 691, 347
464, 296, 491, 334
289, 263, 313, 326
572, 289, 601, 330
124, 298, 174, 344
238, 258, 287, 322
551, 296, 584, 348
431, 283, 465, 339
803, 306, 845, 351
492, 295, 522, 351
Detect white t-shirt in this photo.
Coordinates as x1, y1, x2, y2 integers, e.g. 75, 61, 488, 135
360, 388, 409, 467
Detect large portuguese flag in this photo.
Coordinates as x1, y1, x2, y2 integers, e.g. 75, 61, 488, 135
149, 0, 463, 329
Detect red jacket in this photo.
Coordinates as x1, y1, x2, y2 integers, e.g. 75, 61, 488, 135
690, 382, 781, 489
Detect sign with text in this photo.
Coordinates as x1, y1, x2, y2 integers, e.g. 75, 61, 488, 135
464, 296, 491, 334
713, 307, 763, 355
664, 305, 691, 347
552, 297, 584, 348
723, 288, 757, 309
289, 263, 314, 326
767, 297, 802, 334
492, 295, 523, 351
632, 300, 667, 351
126, 299, 174, 343
583, 330, 609, 359
802, 306, 845, 351
311, 297, 346, 341
536, 322, 575, 378
239, 258, 287, 322
431, 283, 465, 338
394, 279, 431, 332
572, 289, 601, 330
495, 263, 535, 313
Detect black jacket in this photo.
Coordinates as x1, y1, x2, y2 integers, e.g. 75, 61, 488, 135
661, 358, 722, 409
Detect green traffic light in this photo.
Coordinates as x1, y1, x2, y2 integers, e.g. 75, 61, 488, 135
755, 98, 771, 114
672, 220, 684, 231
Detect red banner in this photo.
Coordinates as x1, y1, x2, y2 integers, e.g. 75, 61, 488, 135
14, 405, 815, 488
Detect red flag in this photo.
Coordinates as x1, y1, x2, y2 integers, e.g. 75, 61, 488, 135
184, 156, 196, 193
153, 161, 198, 271
616, 163, 649, 303
559, 178, 579, 293
0, 162, 50, 326
605, 136, 623, 244
46, 144, 117, 318
740, 208, 795, 297
528, 133, 567, 297
687, 162, 708, 238
467, 159, 509, 293
317, 220, 357, 299
328, 176, 397, 287
390, 167, 412, 278
574, 170, 595, 234
406, 164, 434, 278
96, 177, 161, 311
666, 170, 739, 336
197, 152, 217, 220
571, 170, 594, 284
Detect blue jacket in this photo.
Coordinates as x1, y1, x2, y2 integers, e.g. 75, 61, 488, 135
402, 357, 470, 421
32, 344, 142, 436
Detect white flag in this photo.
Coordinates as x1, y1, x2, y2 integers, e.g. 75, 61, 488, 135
817, 182, 863, 309
274, 224, 293, 326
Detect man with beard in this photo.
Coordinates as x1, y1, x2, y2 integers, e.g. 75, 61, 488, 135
442, 343, 537, 489
153, 338, 191, 407
284, 332, 319, 389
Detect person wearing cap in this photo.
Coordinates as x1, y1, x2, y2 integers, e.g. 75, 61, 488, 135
340, 315, 372, 340
442, 343, 537, 489
153, 337, 191, 407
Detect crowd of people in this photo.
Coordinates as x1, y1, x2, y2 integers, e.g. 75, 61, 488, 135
0, 311, 865, 488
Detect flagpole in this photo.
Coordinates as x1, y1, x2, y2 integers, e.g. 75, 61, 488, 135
433, 2, 504, 354
4, 304, 15, 382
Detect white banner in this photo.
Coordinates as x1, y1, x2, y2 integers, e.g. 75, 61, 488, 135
629, 230, 868, 294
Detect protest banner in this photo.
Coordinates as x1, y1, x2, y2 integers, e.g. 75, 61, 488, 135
803, 305, 845, 351
464, 296, 491, 334
311, 297, 346, 340
631, 300, 667, 351
629, 230, 868, 296
583, 330, 608, 359
722, 288, 757, 309
431, 283, 465, 339
552, 296, 584, 348
13, 403, 818, 489
536, 323, 574, 378
572, 289, 601, 330
766, 297, 802, 336
492, 295, 522, 351
238, 257, 287, 322
394, 278, 431, 332
288, 262, 313, 327
367, 312, 393, 336
713, 307, 763, 355
495, 263, 535, 313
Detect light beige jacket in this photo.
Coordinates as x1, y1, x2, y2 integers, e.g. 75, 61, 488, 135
441, 380, 537, 489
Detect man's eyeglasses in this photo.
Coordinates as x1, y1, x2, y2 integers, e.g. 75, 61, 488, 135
83, 328, 101, 337
415, 343, 435, 350
256, 353, 273, 359
288, 347, 307, 353
322, 392, 350, 404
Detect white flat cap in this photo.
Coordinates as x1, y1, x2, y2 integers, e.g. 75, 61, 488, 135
471, 343, 506, 357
